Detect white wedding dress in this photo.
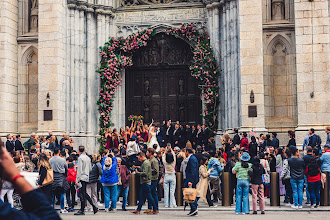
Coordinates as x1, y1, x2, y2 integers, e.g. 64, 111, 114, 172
148, 131, 160, 152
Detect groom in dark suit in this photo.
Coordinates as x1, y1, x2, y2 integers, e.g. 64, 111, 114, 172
163, 120, 173, 146
154, 124, 164, 147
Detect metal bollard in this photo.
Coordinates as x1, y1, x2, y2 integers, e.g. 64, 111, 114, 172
128, 173, 136, 206
320, 171, 329, 206
175, 172, 183, 206
222, 172, 231, 206
270, 172, 280, 206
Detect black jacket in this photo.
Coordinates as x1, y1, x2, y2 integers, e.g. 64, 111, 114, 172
6, 140, 14, 152
249, 163, 265, 185
233, 134, 240, 146
89, 162, 102, 183
0, 188, 60, 220
15, 140, 24, 151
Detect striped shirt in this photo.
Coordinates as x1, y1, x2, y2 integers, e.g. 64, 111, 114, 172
233, 162, 252, 179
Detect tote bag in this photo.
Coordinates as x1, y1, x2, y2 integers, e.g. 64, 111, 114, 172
41, 169, 54, 186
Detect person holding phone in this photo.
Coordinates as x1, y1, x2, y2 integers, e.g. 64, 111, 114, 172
0, 141, 60, 219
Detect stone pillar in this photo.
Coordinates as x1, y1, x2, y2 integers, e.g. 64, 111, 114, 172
38, 0, 67, 133
68, 4, 76, 134
294, 0, 330, 145
239, 0, 266, 132
0, 0, 18, 135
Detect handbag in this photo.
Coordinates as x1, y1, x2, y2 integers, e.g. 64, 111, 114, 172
183, 187, 197, 203
41, 169, 54, 186
262, 160, 270, 185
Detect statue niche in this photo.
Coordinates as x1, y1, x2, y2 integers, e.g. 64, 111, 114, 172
29, 0, 38, 32
271, 0, 285, 21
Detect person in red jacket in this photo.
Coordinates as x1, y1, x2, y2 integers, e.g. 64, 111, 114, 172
240, 132, 249, 152
304, 149, 321, 208
66, 156, 77, 212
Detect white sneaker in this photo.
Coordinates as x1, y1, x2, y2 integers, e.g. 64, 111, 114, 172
105, 209, 109, 212
291, 205, 298, 209
210, 205, 217, 208
286, 203, 293, 206
60, 209, 68, 213
298, 206, 303, 209
97, 202, 103, 207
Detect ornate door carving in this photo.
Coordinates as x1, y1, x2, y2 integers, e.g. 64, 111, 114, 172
126, 33, 202, 125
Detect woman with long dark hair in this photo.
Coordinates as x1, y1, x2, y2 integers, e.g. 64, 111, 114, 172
38, 153, 53, 202
162, 146, 176, 208
249, 157, 265, 214
232, 152, 252, 214
287, 130, 296, 148
276, 148, 286, 195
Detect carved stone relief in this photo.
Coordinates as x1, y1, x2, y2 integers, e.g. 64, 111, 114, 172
120, 0, 202, 7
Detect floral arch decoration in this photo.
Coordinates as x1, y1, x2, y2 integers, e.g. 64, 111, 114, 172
97, 23, 220, 146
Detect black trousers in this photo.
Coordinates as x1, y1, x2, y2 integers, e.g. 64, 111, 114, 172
66, 182, 76, 208
80, 181, 95, 211
97, 181, 104, 203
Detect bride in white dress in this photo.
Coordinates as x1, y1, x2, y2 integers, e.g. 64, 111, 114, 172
148, 126, 160, 152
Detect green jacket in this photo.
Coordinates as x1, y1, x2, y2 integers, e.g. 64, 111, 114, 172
139, 159, 152, 184
149, 157, 159, 181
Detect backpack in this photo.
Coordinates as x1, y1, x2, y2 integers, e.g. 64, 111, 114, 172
307, 158, 320, 177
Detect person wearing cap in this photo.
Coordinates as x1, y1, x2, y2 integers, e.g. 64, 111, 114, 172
232, 152, 252, 214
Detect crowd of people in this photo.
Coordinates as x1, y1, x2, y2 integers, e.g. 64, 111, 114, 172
1, 123, 330, 217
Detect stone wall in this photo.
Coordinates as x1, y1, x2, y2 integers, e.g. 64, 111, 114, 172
0, 0, 18, 135
294, 0, 330, 145
238, 0, 266, 133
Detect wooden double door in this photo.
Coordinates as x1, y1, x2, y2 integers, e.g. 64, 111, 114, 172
125, 66, 202, 125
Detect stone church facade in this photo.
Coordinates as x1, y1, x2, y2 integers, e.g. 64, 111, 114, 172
0, 0, 329, 152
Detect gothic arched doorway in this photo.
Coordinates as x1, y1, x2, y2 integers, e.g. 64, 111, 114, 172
125, 33, 202, 125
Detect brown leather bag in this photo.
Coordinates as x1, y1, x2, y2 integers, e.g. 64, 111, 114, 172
183, 187, 197, 203
41, 169, 54, 186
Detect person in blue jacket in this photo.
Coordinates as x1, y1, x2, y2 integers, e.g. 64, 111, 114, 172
100, 152, 119, 212
208, 151, 224, 204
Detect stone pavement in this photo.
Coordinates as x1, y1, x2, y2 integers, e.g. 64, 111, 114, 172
60, 210, 329, 220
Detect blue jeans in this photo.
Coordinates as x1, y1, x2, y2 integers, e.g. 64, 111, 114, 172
308, 181, 321, 206
290, 179, 304, 206
137, 183, 156, 212
235, 179, 250, 214
148, 180, 159, 210
164, 174, 176, 207
304, 176, 310, 202
117, 185, 129, 209
103, 185, 118, 209
52, 193, 65, 210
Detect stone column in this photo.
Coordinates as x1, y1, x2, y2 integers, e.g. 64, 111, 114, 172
0, 0, 18, 135
68, 4, 76, 134
38, 0, 67, 134
294, 0, 330, 145
238, 0, 266, 133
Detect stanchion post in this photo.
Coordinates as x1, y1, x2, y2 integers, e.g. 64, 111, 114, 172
320, 171, 329, 206
270, 172, 280, 206
222, 172, 231, 206
175, 172, 183, 206
128, 173, 136, 206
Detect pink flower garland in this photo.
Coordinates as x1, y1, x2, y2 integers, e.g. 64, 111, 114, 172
97, 24, 219, 148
